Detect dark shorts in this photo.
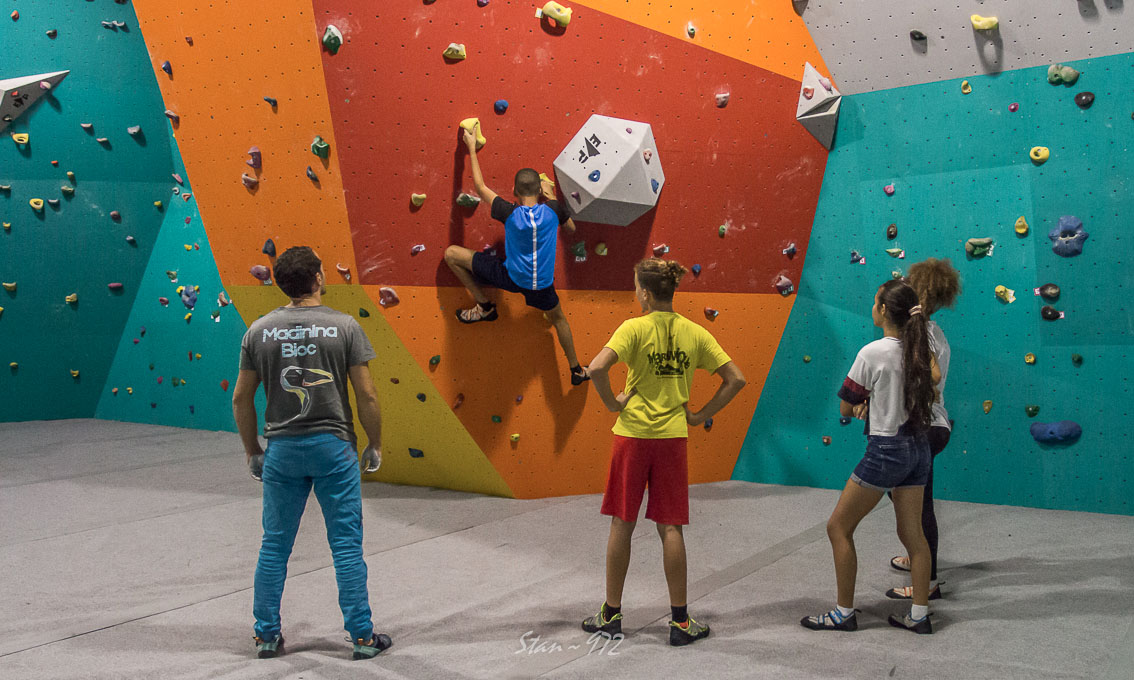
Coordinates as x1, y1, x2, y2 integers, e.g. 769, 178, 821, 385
471, 252, 560, 311
601, 435, 689, 526
851, 427, 931, 492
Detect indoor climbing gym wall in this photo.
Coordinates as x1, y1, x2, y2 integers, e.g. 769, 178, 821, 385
734, 4, 1134, 515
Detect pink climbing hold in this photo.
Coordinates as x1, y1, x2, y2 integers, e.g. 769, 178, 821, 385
110, 210, 121, 220
159, 296, 169, 306
819, 76, 833, 92
250, 264, 272, 282
1009, 102, 1019, 112
172, 173, 184, 185
652, 244, 669, 257
884, 184, 896, 196
218, 291, 231, 306
378, 287, 400, 308
108, 282, 124, 291
773, 274, 794, 296
336, 263, 352, 281
410, 244, 426, 255
571, 191, 580, 201
802, 87, 814, 99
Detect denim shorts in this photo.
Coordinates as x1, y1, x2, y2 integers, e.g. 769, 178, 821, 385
850, 428, 931, 492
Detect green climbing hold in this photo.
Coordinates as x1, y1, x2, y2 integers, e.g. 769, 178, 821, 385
965, 237, 994, 258
491, 415, 502, 423
1071, 353, 1083, 366
456, 192, 481, 208
322, 25, 343, 54
718, 224, 727, 238
311, 135, 330, 158
429, 354, 441, 366
1025, 405, 1040, 418
571, 241, 586, 258
803, 355, 812, 363
359, 308, 370, 318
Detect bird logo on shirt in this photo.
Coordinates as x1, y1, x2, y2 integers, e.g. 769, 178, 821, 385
279, 366, 335, 420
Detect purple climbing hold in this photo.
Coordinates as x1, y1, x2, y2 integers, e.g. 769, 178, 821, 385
164, 110, 180, 124
158, 296, 169, 306
1049, 216, 1088, 257
1074, 92, 1095, 109
262, 239, 276, 257
246, 146, 262, 168
494, 99, 508, 114
410, 244, 426, 256
1029, 420, 1082, 444
250, 265, 271, 282
850, 250, 863, 264
264, 96, 278, 107
478, 0, 490, 5
241, 173, 259, 189
1009, 102, 1019, 112
691, 264, 702, 277
782, 243, 797, 258
570, 191, 580, 201
1041, 305, 1062, 321
161, 60, 172, 76
773, 274, 795, 296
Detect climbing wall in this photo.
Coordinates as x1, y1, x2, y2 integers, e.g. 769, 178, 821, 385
311, 0, 829, 497
798, 0, 1134, 93
0, 0, 176, 422
734, 53, 1134, 515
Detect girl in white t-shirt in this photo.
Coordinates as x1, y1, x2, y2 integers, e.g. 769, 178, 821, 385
801, 279, 939, 635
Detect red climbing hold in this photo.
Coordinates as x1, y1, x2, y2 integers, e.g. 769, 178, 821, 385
221, 379, 229, 391
704, 307, 719, 321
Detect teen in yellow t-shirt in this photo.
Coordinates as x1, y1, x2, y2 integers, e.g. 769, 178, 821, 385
580, 258, 746, 647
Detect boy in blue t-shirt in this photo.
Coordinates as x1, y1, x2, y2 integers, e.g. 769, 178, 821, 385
444, 124, 590, 385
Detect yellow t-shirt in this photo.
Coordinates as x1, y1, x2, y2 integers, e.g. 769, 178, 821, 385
604, 311, 732, 439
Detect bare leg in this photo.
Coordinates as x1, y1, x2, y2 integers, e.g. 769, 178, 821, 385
543, 304, 581, 367
827, 480, 885, 608
657, 523, 687, 606
892, 486, 931, 607
443, 245, 490, 305
604, 516, 635, 608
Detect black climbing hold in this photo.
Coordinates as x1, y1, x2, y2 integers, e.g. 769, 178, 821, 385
263, 97, 278, 107
262, 238, 276, 257
1041, 305, 1061, 321
1071, 353, 1083, 366
839, 416, 851, 425
1039, 283, 1060, 301
886, 223, 897, 240
358, 308, 370, 318
1074, 92, 1095, 109
1025, 405, 1040, 418
416, 393, 426, 402
409, 448, 424, 458
910, 30, 926, 41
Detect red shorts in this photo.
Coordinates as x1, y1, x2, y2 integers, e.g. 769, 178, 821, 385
600, 435, 689, 526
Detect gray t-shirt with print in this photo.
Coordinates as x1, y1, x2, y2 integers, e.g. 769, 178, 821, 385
239, 305, 375, 444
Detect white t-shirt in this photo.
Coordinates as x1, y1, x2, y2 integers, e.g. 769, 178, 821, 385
927, 320, 951, 430
838, 337, 908, 436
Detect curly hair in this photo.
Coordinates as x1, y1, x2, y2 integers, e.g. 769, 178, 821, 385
634, 257, 687, 302
273, 246, 321, 298
906, 258, 961, 316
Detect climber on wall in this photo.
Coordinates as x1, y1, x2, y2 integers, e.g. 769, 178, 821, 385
231, 245, 393, 661
443, 123, 591, 386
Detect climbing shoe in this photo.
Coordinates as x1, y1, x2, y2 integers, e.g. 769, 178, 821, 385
581, 605, 622, 637
456, 302, 498, 324
890, 555, 911, 572
570, 365, 590, 386
351, 633, 393, 660
254, 634, 283, 658
669, 617, 710, 646
800, 608, 858, 631
885, 584, 942, 601
888, 613, 933, 635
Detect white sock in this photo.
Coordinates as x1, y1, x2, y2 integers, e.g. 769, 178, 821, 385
910, 604, 929, 621
836, 605, 855, 618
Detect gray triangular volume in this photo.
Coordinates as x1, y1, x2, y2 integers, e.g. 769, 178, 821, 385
0, 70, 70, 133
798, 98, 840, 149
796, 62, 840, 118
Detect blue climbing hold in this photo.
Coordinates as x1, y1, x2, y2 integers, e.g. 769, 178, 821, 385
1049, 216, 1088, 257
691, 264, 702, 277
263, 96, 278, 107
703, 418, 713, 432
409, 447, 424, 458
588, 170, 601, 182
262, 238, 276, 257
651, 178, 659, 193
416, 393, 426, 402
494, 99, 509, 114
1029, 420, 1082, 443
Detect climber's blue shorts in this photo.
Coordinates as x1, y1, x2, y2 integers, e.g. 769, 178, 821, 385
850, 427, 931, 492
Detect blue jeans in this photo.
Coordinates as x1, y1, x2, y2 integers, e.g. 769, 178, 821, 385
850, 426, 931, 492
253, 432, 373, 641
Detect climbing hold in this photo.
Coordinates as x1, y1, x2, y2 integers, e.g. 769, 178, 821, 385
571, 241, 587, 258
885, 248, 905, 259
1047, 64, 1080, 85
803, 355, 812, 363
179, 286, 198, 309
819, 77, 833, 92
510, 433, 521, 443
715, 92, 730, 108
1041, 305, 1062, 321
80, 122, 93, 131
443, 43, 467, 61
185, 312, 192, 322
157, 376, 164, 385
1029, 146, 1050, 165
306, 166, 318, 181
1049, 216, 1088, 257
691, 264, 702, 277
1024, 352, 1036, 365
643, 149, 653, 163
250, 265, 272, 282
651, 178, 660, 194
686, 22, 696, 38
65, 293, 78, 304
409, 448, 425, 458
29, 199, 44, 212
994, 285, 1015, 303
410, 244, 426, 255
540, 1, 572, 27
478, 0, 490, 6
822, 436, 832, 446
241, 174, 259, 189
782, 243, 797, 259
595, 243, 608, 256
494, 99, 509, 114
46, 198, 60, 208
982, 400, 993, 414
96, 137, 109, 144
459, 117, 486, 149
802, 87, 814, 100
849, 250, 864, 264
1025, 405, 1040, 418
652, 244, 669, 257
773, 274, 794, 296
1, 282, 13, 292
1008, 102, 1019, 112
1038, 283, 1060, 300
491, 415, 502, 423
152, 200, 161, 208
263, 96, 277, 107
411, 193, 427, 207
1071, 353, 1083, 366
1029, 421, 1082, 444
704, 307, 719, 321
588, 170, 601, 182
1074, 92, 1095, 109
108, 282, 123, 291
262, 239, 276, 257
838, 416, 852, 426
11, 133, 29, 145
172, 173, 184, 185
1014, 216, 1029, 235
416, 393, 426, 402
336, 263, 351, 281
450, 394, 466, 410
886, 223, 898, 240
322, 25, 344, 54
883, 184, 896, 196
109, 210, 121, 221
70, 370, 80, 378
910, 30, 926, 41
185, 36, 193, 45
221, 379, 230, 394
2, 223, 8, 231
160, 60, 172, 76
961, 80, 972, 95
970, 15, 999, 30
456, 193, 481, 207
158, 297, 169, 306
965, 237, 994, 258
217, 291, 231, 306
310, 135, 330, 158
429, 355, 441, 366
378, 287, 400, 308
246, 146, 261, 168
164, 110, 179, 124
718, 225, 728, 238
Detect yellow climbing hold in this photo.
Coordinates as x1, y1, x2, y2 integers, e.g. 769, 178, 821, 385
540, 2, 572, 28
184, 244, 193, 251
154, 200, 163, 209
510, 433, 521, 442
1024, 352, 1037, 365
11, 133, 29, 144
61, 185, 74, 196
970, 15, 999, 30
29, 198, 44, 211
0, 305, 4, 317
411, 193, 427, 207
1014, 216, 1029, 235
1030, 146, 1050, 165
982, 399, 993, 414
2, 282, 16, 292
443, 42, 467, 60
459, 117, 486, 149
65, 293, 78, 304
2, 222, 10, 231
70, 369, 80, 378
961, 80, 972, 94
126, 387, 134, 394
9, 362, 16, 369
994, 285, 1015, 303
185, 312, 192, 321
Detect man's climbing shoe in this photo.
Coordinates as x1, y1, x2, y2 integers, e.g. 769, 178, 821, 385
456, 302, 498, 324
888, 613, 933, 635
351, 633, 393, 660
800, 608, 858, 631
581, 604, 622, 637
570, 365, 590, 386
669, 617, 710, 646
885, 584, 942, 601
254, 634, 283, 659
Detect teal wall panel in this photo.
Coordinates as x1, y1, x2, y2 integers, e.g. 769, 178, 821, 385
734, 54, 1134, 515
1, 0, 173, 421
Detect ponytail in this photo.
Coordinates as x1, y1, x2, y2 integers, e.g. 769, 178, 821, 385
634, 257, 687, 302
877, 279, 935, 429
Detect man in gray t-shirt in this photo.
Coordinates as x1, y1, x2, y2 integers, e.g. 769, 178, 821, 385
232, 246, 393, 661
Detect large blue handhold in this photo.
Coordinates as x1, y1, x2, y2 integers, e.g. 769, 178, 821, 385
1049, 216, 1088, 257
1029, 420, 1082, 443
